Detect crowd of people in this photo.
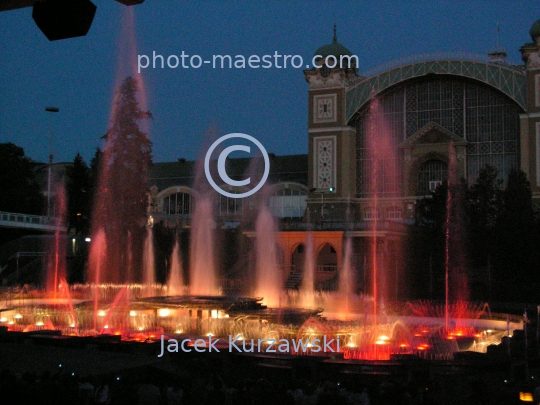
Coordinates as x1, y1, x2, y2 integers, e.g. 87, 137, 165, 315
1, 361, 530, 405
0, 366, 449, 405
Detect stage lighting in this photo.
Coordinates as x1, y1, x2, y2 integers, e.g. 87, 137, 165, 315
32, 0, 97, 41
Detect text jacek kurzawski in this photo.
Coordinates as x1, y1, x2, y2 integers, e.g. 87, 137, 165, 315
157, 334, 340, 357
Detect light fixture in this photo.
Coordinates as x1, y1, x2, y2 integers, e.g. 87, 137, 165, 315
33, 0, 97, 41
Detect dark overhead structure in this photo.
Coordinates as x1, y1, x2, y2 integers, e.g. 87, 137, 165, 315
32, 0, 97, 41
115, 0, 145, 5
0, 0, 145, 41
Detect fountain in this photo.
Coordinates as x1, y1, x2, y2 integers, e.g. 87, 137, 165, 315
253, 203, 282, 308
167, 237, 185, 295
88, 229, 106, 331
143, 226, 156, 292
0, 11, 523, 365
46, 181, 67, 300
337, 238, 354, 319
189, 196, 218, 296
299, 232, 315, 309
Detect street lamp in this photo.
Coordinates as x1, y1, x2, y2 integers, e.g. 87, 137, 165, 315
45, 107, 59, 219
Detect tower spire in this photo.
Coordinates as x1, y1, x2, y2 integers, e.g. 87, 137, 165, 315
488, 22, 506, 64
333, 23, 337, 43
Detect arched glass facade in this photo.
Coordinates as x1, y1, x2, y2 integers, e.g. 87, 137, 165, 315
355, 76, 522, 197
269, 184, 308, 218
162, 192, 193, 215
418, 159, 448, 195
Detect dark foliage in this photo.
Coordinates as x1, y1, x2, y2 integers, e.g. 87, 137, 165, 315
0, 142, 44, 214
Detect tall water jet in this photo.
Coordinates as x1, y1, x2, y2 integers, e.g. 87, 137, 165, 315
89, 75, 152, 284
46, 182, 67, 300
168, 237, 184, 295
254, 204, 282, 307
338, 238, 354, 316
300, 232, 315, 308
126, 230, 133, 283
362, 95, 401, 330
190, 196, 218, 295
95, 23, 150, 287
58, 278, 78, 332
88, 229, 106, 331
143, 226, 155, 290
100, 285, 129, 335
88, 5, 151, 284
444, 142, 468, 331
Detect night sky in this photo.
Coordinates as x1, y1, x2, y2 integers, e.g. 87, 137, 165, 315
0, 1, 538, 164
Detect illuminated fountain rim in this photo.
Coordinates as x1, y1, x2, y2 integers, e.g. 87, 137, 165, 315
138, 295, 321, 312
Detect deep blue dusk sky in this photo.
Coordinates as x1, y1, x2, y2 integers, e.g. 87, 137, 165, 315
0, 1, 538, 164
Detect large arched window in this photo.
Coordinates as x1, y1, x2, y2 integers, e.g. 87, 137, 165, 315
317, 243, 337, 272
216, 192, 255, 215
417, 159, 448, 195
269, 183, 308, 218
355, 76, 522, 197
162, 192, 193, 215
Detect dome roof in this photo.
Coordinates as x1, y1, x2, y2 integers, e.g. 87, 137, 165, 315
314, 25, 353, 59
530, 18, 540, 41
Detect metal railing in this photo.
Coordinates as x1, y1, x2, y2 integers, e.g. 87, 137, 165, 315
279, 220, 409, 232
0, 211, 65, 232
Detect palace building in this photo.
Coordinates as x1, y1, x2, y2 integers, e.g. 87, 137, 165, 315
148, 20, 540, 297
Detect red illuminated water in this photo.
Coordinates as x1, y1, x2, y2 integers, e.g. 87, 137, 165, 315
58, 277, 78, 331
254, 204, 283, 307
88, 5, 150, 285
5, 6, 497, 362
168, 237, 184, 295
143, 226, 155, 291
46, 182, 67, 300
444, 142, 468, 330
100, 285, 129, 335
300, 232, 315, 308
189, 197, 218, 295
363, 96, 402, 331
88, 229, 106, 331
337, 238, 354, 317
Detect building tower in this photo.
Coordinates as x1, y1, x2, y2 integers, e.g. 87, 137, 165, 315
304, 25, 359, 219
520, 18, 540, 201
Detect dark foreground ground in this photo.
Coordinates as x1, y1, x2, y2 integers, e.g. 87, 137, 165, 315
1, 328, 539, 405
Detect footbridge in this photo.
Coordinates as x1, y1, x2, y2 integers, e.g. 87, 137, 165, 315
0, 211, 66, 233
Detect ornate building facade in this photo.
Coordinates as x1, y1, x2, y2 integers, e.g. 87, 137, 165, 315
148, 20, 540, 297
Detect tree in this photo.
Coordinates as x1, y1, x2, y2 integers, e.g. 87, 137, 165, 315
90, 76, 152, 283
89, 147, 102, 190
66, 153, 91, 234
467, 165, 502, 231
88, 147, 102, 226
412, 178, 468, 300
410, 164, 539, 302
492, 169, 539, 300
0, 142, 43, 214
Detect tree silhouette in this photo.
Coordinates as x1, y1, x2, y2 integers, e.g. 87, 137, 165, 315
0, 142, 43, 214
66, 152, 91, 234
91, 76, 152, 283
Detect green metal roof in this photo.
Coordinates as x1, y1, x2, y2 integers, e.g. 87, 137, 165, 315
313, 25, 354, 60
346, 59, 526, 122
530, 19, 540, 41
